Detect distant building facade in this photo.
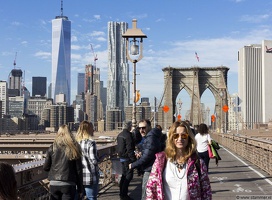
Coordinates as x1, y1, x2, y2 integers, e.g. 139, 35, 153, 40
77, 73, 85, 95
106, 21, 129, 130
9, 69, 23, 96
0, 81, 8, 116
28, 96, 53, 127
32, 77, 47, 97
9, 96, 24, 118
238, 40, 272, 129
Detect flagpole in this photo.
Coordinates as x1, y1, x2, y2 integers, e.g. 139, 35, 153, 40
154, 97, 156, 127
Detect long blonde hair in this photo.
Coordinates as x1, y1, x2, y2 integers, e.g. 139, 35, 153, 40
165, 121, 197, 163
76, 121, 94, 142
53, 124, 81, 160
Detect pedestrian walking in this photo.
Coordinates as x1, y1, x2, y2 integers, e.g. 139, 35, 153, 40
129, 119, 161, 200
195, 123, 212, 171
117, 121, 137, 200
146, 121, 212, 200
76, 121, 100, 200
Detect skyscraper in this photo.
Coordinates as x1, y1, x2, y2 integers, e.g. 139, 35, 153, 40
51, 2, 71, 105
106, 21, 130, 130
0, 81, 8, 116
9, 69, 23, 96
77, 73, 85, 95
238, 40, 272, 128
32, 77, 47, 97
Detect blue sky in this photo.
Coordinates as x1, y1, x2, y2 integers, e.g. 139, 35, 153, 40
1, 0, 272, 120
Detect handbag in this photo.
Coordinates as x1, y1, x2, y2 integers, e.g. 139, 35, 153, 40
208, 144, 214, 158
211, 140, 220, 150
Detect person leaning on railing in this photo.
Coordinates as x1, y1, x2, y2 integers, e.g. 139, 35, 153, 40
43, 125, 83, 199
76, 121, 100, 200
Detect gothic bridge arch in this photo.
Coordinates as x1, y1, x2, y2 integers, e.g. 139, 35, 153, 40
162, 66, 229, 129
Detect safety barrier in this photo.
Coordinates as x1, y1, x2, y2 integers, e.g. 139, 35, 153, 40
210, 132, 272, 175
12, 143, 118, 199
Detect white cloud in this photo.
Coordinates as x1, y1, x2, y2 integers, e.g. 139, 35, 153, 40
34, 51, 51, 59
240, 14, 270, 23
94, 15, 101, 20
130, 26, 272, 104
71, 54, 82, 60
71, 35, 78, 42
40, 20, 47, 25
11, 21, 21, 26
21, 41, 28, 45
130, 13, 148, 19
155, 18, 165, 22
96, 37, 107, 42
90, 31, 105, 37
71, 45, 82, 50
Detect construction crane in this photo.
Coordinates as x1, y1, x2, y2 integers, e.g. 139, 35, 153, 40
90, 44, 98, 71
85, 44, 98, 94
13, 52, 17, 69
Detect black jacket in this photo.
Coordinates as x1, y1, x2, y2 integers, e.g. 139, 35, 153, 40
131, 127, 162, 172
43, 145, 83, 193
117, 128, 136, 162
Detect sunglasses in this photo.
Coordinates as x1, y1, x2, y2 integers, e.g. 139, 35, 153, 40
139, 127, 146, 130
173, 133, 189, 139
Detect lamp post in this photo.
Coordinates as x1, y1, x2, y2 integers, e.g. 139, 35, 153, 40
177, 98, 182, 120
206, 106, 210, 126
122, 19, 147, 129
219, 90, 224, 133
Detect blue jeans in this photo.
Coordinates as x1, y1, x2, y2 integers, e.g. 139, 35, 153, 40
142, 172, 150, 200
84, 182, 99, 200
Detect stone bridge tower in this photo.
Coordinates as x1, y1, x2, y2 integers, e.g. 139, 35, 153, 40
162, 66, 229, 130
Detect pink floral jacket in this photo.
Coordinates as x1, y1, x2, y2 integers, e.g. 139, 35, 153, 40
146, 152, 212, 200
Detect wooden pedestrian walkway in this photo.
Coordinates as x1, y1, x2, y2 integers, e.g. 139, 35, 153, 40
98, 146, 272, 200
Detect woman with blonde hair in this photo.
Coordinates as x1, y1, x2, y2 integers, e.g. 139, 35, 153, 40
0, 162, 17, 200
43, 124, 83, 200
76, 121, 100, 200
146, 121, 212, 200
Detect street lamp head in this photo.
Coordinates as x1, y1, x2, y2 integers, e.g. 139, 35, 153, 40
130, 40, 139, 55
122, 19, 147, 63
122, 19, 147, 39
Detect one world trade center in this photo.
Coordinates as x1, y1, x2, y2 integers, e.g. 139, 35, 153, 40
51, 3, 71, 105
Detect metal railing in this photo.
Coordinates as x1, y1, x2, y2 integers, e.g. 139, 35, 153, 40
12, 143, 118, 199
210, 132, 272, 175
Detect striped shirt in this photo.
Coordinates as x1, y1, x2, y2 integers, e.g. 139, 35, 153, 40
79, 139, 99, 185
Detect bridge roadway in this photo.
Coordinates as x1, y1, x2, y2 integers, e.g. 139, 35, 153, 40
98, 146, 272, 200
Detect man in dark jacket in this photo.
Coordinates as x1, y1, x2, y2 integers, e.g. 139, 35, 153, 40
129, 119, 162, 200
117, 121, 136, 200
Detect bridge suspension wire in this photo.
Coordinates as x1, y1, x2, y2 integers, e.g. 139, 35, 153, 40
150, 68, 171, 123
190, 70, 195, 122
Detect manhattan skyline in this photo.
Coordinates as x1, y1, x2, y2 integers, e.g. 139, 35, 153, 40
1, 0, 272, 117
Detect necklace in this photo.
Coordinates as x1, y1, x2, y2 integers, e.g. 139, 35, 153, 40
170, 161, 187, 179
173, 160, 185, 170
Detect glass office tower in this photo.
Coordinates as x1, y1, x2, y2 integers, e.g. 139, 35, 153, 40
32, 77, 46, 97
51, 13, 71, 105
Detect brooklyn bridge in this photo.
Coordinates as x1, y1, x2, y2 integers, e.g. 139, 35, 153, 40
1, 128, 272, 200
